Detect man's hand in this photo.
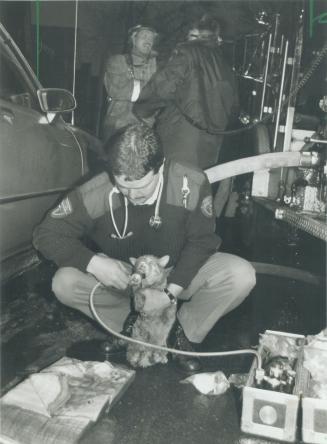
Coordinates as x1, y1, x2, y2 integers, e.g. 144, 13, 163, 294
87, 254, 132, 289
140, 288, 171, 313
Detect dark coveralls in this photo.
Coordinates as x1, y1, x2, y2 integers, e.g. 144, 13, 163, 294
134, 40, 239, 169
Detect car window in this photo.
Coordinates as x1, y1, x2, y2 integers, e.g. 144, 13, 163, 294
0, 45, 38, 110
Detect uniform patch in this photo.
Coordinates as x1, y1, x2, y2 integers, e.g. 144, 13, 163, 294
201, 195, 213, 218
51, 197, 73, 218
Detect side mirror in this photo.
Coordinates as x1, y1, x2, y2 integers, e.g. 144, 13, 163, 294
37, 88, 76, 113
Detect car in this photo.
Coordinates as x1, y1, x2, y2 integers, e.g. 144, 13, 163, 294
0, 22, 103, 281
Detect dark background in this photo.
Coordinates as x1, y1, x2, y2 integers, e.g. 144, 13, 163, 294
1, 0, 326, 137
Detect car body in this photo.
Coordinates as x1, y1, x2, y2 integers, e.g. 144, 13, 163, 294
0, 22, 102, 280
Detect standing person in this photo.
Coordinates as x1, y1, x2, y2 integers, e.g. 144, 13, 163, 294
33, 124, 255, 374
102, 25, 158, 141
133, 14, 239, 169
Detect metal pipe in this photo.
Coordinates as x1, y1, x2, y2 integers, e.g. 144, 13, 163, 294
278, 35, 285, 77
242, 37, 248, 75
71, 0, 79, 125
259, 33, 272, 119
273, 40, 289, 150
305, 138, 327, 145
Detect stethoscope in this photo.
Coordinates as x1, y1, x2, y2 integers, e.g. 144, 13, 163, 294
108, 172, 164, 240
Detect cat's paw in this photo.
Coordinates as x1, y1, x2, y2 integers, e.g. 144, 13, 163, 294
137, 353, 153, 368
127, 350, 141, 368
153, 351, 168, 364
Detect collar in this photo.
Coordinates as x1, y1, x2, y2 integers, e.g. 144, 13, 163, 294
143, 163, 164, 205
130, 52, 154, 66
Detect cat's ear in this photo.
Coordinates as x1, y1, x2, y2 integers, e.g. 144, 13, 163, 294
129, 257, 137, 266
158, 255, 170, 268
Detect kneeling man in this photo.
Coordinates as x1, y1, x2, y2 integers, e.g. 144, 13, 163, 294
33, 123, 256, 373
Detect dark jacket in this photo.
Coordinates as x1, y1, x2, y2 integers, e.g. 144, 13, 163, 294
134, 40, 239, 169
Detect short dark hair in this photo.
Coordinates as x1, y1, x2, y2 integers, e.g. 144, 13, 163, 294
104, 124, 164, 180
188, 14, 222, 40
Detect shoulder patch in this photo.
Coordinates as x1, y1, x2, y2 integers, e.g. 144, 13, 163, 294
201, 195, 213, 218
51, 197, 73, 219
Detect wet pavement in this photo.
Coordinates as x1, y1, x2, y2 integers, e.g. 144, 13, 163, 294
1, 260, 325, 444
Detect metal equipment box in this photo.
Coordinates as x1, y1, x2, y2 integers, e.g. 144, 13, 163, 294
302, 336, 327, 444
302, 397, 327, 444
241, 330, 306, 442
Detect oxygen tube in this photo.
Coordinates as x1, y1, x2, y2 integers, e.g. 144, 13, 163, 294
89, 281, 262, 369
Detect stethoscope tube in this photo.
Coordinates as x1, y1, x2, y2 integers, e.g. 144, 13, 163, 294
108, 187, 132, 239
108, 167, 164, 239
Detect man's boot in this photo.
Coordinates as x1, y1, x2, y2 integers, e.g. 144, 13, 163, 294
100, 311, 138, 358
67, 311, 138, 361
169, 320, 202, 374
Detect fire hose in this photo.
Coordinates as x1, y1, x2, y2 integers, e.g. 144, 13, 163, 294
205, 151, 320, 184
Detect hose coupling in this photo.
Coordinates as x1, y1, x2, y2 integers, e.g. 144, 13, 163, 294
299, 151, 321, 168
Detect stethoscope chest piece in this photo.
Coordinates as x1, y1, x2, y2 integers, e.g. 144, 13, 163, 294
149, 215, 162, 230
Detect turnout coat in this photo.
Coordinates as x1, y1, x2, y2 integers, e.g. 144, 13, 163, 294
134, 40, 239, 169
103, 53, 157, 141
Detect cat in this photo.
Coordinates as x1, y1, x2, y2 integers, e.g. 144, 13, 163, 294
126, 254, 177, 368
